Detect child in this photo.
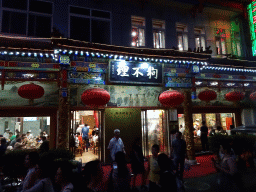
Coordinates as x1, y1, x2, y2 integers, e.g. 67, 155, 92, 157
147, 144, 160, 192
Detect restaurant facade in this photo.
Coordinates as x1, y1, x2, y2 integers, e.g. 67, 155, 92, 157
1, 0, 256, 163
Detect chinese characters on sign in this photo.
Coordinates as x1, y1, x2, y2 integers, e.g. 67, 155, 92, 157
109, 61, 162, 84
59, 56, 70, 65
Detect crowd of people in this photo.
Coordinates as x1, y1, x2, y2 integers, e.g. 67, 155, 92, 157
0, 129, 50, 160
0, 123, 255, 192
74, 124, 99, 154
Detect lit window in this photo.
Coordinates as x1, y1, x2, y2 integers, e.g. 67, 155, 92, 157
215, 28, 226, 55
194, 28, 206, 52
131, 16, 145, 47
153, 19, 165, 48
176, 23, 188, 51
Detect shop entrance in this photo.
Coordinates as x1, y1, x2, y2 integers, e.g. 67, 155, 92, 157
71, 110, 103, 164
141, 110, 169, 157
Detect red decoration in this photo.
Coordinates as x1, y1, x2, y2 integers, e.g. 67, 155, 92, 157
213, 74, 221, 78
250, 92, 256, 101
225, 91, 245, 102
239, 75, 246, 79
158, 90, 184, 107
198, 90, 217, 101
81, 88, 110, 107
18, 83, 44, 100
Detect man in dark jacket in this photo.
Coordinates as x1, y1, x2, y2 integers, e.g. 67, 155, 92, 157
39, 136, 49, 153
200, 121, 209, 152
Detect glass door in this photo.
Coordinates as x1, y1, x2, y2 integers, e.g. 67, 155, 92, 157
143, 110, 169, 156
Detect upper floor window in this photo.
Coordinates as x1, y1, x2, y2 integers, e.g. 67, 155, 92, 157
131, 16, 145, 47
176, 23, 188, 51
215, 28, 226, 55
1, 0, 53, 37
195, 28, 206, 52
69, 6, 111, 44
231, 31, 241, 57
153, 19, 165, 48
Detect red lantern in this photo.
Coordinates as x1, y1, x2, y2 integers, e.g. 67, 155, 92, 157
158, 90, 184, 107
250, 92, 256, 101
18, 83, 44, 104
81, 88, 110, 107
198, 90, 217, 101
225, 91, 245, 102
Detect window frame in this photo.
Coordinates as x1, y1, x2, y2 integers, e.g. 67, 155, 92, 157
131, 15, 146, 47
0, 0, 53, 37
176, 23, 188, 51
68, 5, 112, 44
152, 19, 165, 49
194, 27, 206, 51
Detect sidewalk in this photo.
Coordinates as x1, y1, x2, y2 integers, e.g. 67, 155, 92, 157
129, 153, 256, 192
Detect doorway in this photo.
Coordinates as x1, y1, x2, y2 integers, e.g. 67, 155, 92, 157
71, 110, 103, 164
141, 109, 169, 157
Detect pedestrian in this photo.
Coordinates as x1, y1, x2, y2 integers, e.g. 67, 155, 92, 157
179, 125, 185, 136
82, 160, 104, 192
111, 151, 131, 192
82, 124, 90, 152
131, 137, 146, 191
3, 128, 10, 140
171, 131, 187, 181
212, 143, 242, 192
157, 153, 177, 192
21, 156, 55, 192
39, 136, 49, 154
20, 152, 40, 191
200, 121, 209, 152
147, 144, 160, 192
108, 129, 125, 163
55, 161, 74, 192
0, 138, 7, 166
209, 127, 215, 136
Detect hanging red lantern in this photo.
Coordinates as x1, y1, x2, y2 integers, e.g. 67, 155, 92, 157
158, 90, 184, 107
81, 88, 110, 107
250, 92, 256, 101
198, 90, 217, 101
18, 83, 44, 105
225, 91, 245, 102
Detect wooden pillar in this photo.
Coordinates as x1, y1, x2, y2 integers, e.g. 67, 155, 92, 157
183, 90, 196, 163
57, 66, 70, 149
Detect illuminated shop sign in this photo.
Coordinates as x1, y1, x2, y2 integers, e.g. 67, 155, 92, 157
247, 1, 256, 56
109, 60, 162, 84
59, 55, 70, 65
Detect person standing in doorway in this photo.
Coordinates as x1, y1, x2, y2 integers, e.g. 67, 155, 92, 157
108, 129, 125, 163
171, 132, 187, 181
82, 124, 90, 152
200, 121, 209, 152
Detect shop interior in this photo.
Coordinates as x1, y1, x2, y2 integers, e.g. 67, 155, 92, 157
72, 110, 101, 164
178, 113, 235, 135
0, 117, 50, 149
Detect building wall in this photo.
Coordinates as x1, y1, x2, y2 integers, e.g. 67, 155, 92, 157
0, 0, 247, 57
